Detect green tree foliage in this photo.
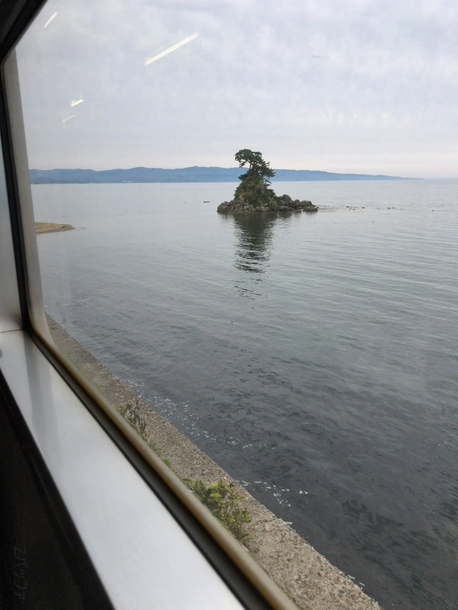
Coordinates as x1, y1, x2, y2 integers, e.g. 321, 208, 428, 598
235, 149, 275, 185
234, 149, 276, 207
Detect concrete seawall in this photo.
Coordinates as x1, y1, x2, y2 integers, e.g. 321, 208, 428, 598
46, 316, 382, 610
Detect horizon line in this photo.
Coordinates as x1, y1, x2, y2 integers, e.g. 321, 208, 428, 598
30, 166, 423, 178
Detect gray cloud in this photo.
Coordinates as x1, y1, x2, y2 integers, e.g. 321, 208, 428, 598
15, 0, 458, 177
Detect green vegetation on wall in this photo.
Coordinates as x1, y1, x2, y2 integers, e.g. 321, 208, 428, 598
185, 478, 252, 542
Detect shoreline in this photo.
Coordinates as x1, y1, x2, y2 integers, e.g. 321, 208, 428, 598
35, 222, 75, 234
46, 315, 381, 610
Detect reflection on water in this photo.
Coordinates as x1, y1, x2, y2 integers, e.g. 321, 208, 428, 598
224, 213, 294, 298
232, 213, 278, 273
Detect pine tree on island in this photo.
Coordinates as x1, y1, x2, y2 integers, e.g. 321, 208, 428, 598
217, 149, 318, 214
235, 149, 275, 186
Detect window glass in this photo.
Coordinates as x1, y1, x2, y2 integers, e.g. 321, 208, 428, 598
13, 1, 458, 609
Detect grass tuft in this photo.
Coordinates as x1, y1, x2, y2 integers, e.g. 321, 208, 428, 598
185, 478, 252, 542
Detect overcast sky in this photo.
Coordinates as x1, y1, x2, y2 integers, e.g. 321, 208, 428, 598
14, 0, 458, 177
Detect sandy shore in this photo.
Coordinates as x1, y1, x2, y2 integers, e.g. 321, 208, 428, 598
47, 315, 381, 610
35, 222, 75, 234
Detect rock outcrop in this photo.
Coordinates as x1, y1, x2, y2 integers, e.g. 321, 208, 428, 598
217, 193, 318, 214
219, 150, 318, 215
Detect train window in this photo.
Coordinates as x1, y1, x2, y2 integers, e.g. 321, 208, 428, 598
7, 0, 457, 609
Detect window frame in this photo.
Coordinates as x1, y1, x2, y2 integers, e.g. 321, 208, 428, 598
0, 3, 299, 609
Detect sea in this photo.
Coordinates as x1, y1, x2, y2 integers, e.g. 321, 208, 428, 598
32, 179, 458, 610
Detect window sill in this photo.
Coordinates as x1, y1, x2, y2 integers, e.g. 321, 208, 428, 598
0, 328, 245, 610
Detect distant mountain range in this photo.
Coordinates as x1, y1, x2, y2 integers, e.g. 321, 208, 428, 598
29, 166, 410, 184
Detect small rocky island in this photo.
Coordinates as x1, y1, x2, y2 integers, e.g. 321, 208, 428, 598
217, 149, 318, 214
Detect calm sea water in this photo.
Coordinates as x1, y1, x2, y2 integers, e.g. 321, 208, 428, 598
33, 180, 458, 609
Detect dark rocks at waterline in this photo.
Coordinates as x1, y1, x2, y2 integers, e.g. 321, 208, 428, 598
217, 194, 318, 214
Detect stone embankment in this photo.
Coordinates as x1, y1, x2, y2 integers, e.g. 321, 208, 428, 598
217, 194, 318, 214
